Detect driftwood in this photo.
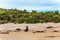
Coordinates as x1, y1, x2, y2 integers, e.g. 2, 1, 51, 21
14, 28, 21, 32
53, 30, 59, 32
46, 26, 54, 29
0, 31, 9, 34
45, 36, 56, 38
33, 31, 45, 33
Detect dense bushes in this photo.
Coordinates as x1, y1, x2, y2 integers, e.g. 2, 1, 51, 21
0, 8, 60, 24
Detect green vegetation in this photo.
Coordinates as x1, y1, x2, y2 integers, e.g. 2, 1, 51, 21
0, 8, 60, 24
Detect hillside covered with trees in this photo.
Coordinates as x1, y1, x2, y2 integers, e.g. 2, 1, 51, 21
0, 8, 60, 24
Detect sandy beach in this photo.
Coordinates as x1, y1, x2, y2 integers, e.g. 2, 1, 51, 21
0, 31, 60, 40
0, 23, 60, 40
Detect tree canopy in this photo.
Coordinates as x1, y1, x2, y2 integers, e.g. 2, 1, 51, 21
0, 8, 60, 24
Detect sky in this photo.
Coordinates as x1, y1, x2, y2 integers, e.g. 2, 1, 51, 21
0, 0, 60, 12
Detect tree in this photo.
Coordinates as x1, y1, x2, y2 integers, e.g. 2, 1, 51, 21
0, 8, 60, 24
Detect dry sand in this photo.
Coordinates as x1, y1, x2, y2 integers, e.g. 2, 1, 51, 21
1, 23, 60, 31
0, 31, 60, 40
0, 23, 60, 40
